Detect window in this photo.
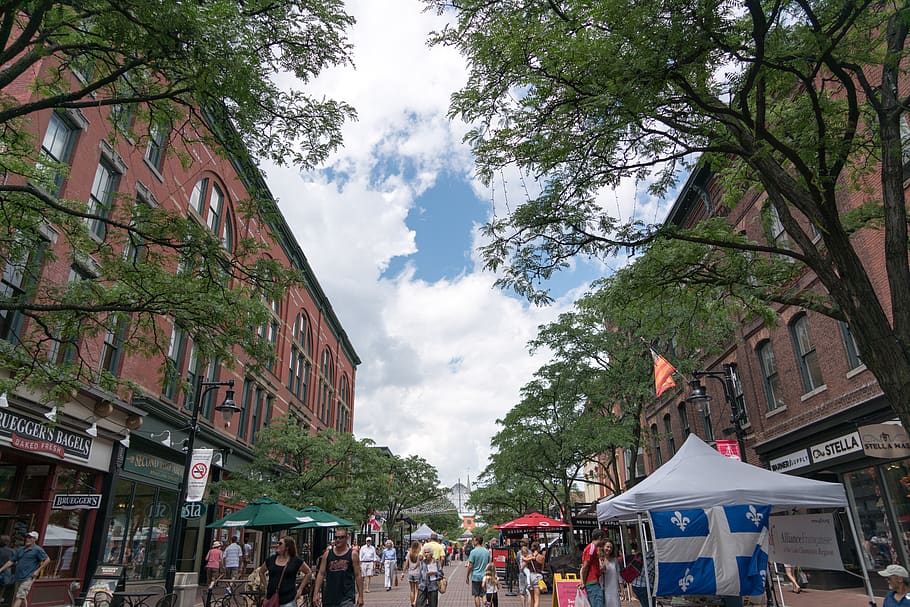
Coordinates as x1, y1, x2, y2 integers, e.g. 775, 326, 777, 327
790, 314, 824, 393
99, 316, 126, 375
678, 403, 689, 438
237, 379, 253, 441
336, 375, 350, 432
187, 178, 234, 251
702, 402, 715, 442
250, 386, 265, 443
664, 414, 675, 456
764, 204, 792, 252
207, 184, 223, 233
318, 349, 334, 422
651, 424, 662, 468
189, 179, 208, 215
0, 245, 45, 343
87, 160, 120, 239
40, 113, 78, 194
48, 266, 90, 364
144, 124, 167, 170
840, 321, 863, 370
163, 325, 187, 399
729, 364, 748, 427
289, 313, 312, 403
757, 340, 786, 411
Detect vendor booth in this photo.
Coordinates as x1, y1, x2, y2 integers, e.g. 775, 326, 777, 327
495, 512, 571, 594
597, 435, 876, 606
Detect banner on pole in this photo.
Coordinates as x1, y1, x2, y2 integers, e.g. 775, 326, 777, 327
186, 448, 214, 502
768, 513, 844, 571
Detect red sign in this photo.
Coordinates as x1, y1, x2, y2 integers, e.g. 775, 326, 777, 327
552, 580, 580, 607
11, 433, 65, 458
491, 549, 507, 569
716, 439, 741, 460
191, 462, 208, 479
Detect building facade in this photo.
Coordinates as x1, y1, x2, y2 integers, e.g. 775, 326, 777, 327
0, 45, 359, 606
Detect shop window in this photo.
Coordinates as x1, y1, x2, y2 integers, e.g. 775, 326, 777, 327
0, 466, 15, 499
104, 479, 176, 580
46, 467, 93, 579
790, 314, 824, 393
20, 465, 50, 500
845, 467, 900, 571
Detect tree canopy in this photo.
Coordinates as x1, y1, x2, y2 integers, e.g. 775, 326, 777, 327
429, 0, 910, 433
0, 1, 355, 400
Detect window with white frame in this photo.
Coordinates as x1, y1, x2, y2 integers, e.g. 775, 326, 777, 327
99, 316, 126, 375
840, 321, 863, 370
0, 244, 45, 344
757, 340, 786, 410
187, 178, 233, 251
319, 348, 334, 422
790, 314, 824, 393
40, 113, 78, 194
144, 123, 167, 171
86, 160, 120, 239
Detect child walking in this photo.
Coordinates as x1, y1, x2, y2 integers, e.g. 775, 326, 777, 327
483, 563, 501, 607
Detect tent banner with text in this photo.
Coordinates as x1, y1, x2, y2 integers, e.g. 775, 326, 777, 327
768, 513, 843, 571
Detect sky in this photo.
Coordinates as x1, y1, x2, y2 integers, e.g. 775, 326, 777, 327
263, 0, 671, 490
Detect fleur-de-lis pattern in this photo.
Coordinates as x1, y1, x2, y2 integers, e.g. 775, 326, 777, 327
678, 568, 695, 592
745, 505, 764, 527
670, 511, 690, 531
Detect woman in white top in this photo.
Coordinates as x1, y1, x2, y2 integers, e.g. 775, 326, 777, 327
402, 541, 422, 607
599, 539, 621, 607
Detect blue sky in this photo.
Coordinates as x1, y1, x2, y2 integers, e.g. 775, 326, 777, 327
265, 0, 673, 488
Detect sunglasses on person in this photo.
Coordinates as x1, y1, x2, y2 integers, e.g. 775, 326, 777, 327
335, 535, 348, 541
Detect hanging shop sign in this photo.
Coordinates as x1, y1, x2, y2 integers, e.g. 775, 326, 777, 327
810, 431, 862, 463
52, 494, 102, 510
0, 410, 92, 460
858, 423, 910, 459
185, 448, 214, 502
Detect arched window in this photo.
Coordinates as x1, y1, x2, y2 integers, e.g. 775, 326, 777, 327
336, 375, 350, 432
650, 424, 662, 468
288, 313, 312, 403
187, 177, 233, 251
319, 348, 334, 422
790, 314, 824, 393
757, 340, 785, 411
664, 413, 675, 455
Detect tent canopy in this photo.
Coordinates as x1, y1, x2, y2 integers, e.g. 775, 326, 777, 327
494, 511, 570, 531
292, 506, 355, 529
406, 523, 436, 540
597, 435, 847, 522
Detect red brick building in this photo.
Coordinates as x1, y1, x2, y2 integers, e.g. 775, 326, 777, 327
641, 165, 901, 591
0, 54, 359, 604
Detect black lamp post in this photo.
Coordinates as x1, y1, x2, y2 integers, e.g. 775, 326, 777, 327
685, 363, 748, 463
164, 378, 239, 593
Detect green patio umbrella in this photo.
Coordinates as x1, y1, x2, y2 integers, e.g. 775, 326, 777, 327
207, 497, 313, 533
292, 505, 355, 529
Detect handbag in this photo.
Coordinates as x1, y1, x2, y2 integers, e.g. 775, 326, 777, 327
263, 561, 288, 607
537, 578, 548, 592
620, 557, 642, 583
574, 587, 591, 607
438, 577, 448, 594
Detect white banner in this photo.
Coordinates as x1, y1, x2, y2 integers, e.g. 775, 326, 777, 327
769, 513, 844, 571
186, 448, 214, 502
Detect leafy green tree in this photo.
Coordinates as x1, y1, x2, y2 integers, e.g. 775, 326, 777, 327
428, 0, 910, 434
377, 455, 447, 544
0, 1, 354, 399
468, 474, 547, 527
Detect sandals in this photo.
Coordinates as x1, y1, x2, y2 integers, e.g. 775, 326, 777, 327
791, 587, 801, 594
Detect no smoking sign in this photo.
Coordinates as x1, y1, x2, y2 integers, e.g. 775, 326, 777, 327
191, 462, 208, 479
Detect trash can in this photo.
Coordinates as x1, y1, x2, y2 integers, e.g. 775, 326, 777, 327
174, 572, 198, 607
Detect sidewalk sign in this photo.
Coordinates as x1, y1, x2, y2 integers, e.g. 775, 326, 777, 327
552, 573, 580, 607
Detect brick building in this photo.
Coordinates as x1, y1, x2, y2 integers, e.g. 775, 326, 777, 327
641, 164, 902, 592
0, 48, 358, 607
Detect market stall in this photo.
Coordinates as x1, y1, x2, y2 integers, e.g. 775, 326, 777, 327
495, 512, 571, 594
596, 435, 875, 607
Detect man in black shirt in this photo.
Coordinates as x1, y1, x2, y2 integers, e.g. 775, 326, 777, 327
314, 530, 364, 607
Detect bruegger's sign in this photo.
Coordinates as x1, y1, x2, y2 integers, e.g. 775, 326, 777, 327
0, 411, 92, 460
52, 494, 102, 510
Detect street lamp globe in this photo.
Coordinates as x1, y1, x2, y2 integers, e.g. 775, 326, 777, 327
686, 378, 711, 412
215, 389, 239, 424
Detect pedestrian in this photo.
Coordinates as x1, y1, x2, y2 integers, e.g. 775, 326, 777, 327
466, 535, 491, 607
599, 539, 621, 607
403, 541, 422, 607
416, 545, 444, 607
0, 531, 49, 607
629, 547, 655, 607
381, 540, 397, 591
522, 543, 545, 607
424, 534, 446, 562
483, 563, 500, 607
516, 540, 530, 607
781, 563, 801, 593
257, 537, 312, 607
243, 538, 254, 576
358, 537, 377, 593
205, 540, 224, 585
0, 535, 13, 607
223, 536, 243, 579
879, 564, 910, 607
579, 530, 607, 607
314, 529, 364, 607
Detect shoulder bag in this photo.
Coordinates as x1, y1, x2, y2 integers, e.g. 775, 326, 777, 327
263, 560, 288, 607
437, 576, 447, 594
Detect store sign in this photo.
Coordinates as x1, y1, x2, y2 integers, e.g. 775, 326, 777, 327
810, 431, 862, 463
715, 439, 741, 460
181, 502, 206, 520
123, 451, 183, 485
0, 410, 92, 460
769, 449, 810, 473
859, 423, 910, 459
52, 494, 102, 510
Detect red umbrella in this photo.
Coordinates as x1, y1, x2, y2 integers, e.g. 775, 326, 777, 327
494, 512, 570, 531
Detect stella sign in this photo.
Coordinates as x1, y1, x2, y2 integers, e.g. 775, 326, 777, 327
859, 423, 910, 459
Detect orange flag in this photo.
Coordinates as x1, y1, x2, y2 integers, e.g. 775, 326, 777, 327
651, 349, 677, 397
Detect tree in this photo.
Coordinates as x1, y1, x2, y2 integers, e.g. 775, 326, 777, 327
0, 1, 355, 399
375, 455, 447, 544
468, 474, 547, 527
428, 1, 910, 434
211, 419, 379, 521
487, 360, 634, 553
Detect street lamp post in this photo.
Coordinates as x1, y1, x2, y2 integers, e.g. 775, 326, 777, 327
164, 378, 240, 594
685, 363, 748, 463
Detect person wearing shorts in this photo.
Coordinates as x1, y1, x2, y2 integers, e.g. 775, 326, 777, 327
0, 532, 49, 607
466, 535, 491, 607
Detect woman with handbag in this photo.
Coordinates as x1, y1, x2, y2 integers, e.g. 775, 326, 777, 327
257, 537, 312, 607
416, 545, 444, 607
522, 543, 546, 607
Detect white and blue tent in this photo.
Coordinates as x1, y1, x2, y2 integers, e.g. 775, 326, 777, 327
596, 435, 873, 604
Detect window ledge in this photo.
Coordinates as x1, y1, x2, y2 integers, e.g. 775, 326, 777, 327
800, 384, 828, 401
846, 364, 867, 379
765, 405, 788, 418
143, 156, 164, 182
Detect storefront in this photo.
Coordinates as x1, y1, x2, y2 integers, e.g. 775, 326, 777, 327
0, 396, 114, 607
757, 396, 909, 593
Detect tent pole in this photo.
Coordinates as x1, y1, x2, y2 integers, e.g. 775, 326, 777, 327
637, 514, 654, 607
774, 564, 786, 607
618, 528, 631, 602
844, 504, 877, 607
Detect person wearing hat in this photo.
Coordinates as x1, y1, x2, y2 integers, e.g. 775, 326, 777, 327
205, 540, 225, 585
359, 537, 377, 593
879, 564, 910, 606
0, 531, 49, 607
